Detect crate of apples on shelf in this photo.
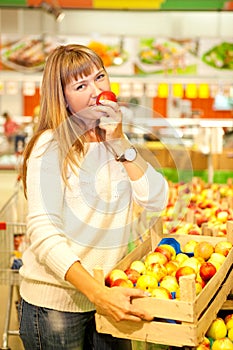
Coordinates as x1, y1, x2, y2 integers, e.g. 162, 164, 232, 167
94, 218, 233, 348
162, 178, 233, 238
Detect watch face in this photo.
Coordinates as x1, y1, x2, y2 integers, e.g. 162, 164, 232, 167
125, 147, 137, 161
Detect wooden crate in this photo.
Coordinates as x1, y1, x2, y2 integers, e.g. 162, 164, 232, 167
95, 220, 233, 347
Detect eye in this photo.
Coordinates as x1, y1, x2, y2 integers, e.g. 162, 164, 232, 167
76, 83, 86, 91
96, 73, 106, 81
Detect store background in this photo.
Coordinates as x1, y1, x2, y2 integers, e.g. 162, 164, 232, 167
0, 1, 233, 349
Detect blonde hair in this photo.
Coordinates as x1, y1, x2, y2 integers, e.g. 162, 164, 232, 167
22, 44, 105, 196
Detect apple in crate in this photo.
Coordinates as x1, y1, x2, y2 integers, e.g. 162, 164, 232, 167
206, 317, 227, 340
194, 241, 214, 261
175, 253, 189, 265
154, 245, 172, 261
144, 251, 168, 268
214, 241, 232, 257
199, 261, 216, 282
111, 278, 134, 288
175, 266, 196, 282
160, 275, 179, 293
228, 327, 233, 342
136, 274, 158, 293
156, 244, 176, 260
183, 239, 198, 254
124, 268, 141, 285
151, 286, 172, 299
209, 252, 226, 266
146, 262, 167, 282
212, 337, 233, 350
105, 269, 128, 287
180, 256, 201, 273
165, 260, 179, 275
130, 260, 146, 275
225, 314, 233, 330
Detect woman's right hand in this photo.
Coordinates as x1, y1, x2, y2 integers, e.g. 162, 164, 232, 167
94, 285, 154, 323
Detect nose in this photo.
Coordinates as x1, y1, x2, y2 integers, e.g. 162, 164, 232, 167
90, 83, 102, 99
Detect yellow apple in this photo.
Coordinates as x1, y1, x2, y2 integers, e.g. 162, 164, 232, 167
150, 286, 172, 299
209, 252, 226, 265
160, 275, 179, 293
165, 260, 179, 275
194, 241, 214, 261
130, 260, 146, 275
146, 262, 167, 282
144, 252, 168, 268
175, 253, 189, 265
206, 317, 227, 340
180, 257, 201, 273
228, 327, 233, 341
183, 240, 198, 254
158, 244, 177, 260
212, 337, 233, 350
136, 274, 158, 293
225, 314, 233, 330
214, 241, 232, 257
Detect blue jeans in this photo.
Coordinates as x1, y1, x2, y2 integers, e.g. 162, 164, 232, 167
19, 299, 132, 350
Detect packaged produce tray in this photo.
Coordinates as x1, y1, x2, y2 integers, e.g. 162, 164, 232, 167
94, 219, 233, 347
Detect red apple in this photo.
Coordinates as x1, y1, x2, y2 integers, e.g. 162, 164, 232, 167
124, 268, 141, 285
175, 266, 196, 282
111, 278, 134, 288
105, 269, 128, 287
96, 91, 117, 105
199, 262, 216, 282
154, 245, 172, 261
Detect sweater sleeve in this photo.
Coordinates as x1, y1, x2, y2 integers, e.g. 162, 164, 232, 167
130, 163, 169, 212
26, 132, 80, 280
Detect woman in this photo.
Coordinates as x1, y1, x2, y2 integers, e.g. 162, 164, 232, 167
19, 44, 168, 350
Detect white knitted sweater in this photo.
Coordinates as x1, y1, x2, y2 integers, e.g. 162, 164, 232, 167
20, 130, 168, 312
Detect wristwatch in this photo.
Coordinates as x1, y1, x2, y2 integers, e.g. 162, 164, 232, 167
115, 146, 137, 162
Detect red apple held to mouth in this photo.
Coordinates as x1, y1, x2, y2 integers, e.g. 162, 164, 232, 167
199, 261, 216, 282
96, 91, 117, 105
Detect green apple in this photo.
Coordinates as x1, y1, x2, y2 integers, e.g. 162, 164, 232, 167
175, 253, 189, 265
214, 241, 232, 257
180, 257, 201, 273
183, 240, 198, 254
209, 252, 226, 265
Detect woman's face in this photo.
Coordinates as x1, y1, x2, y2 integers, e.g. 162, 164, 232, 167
64, 66, 111, 114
